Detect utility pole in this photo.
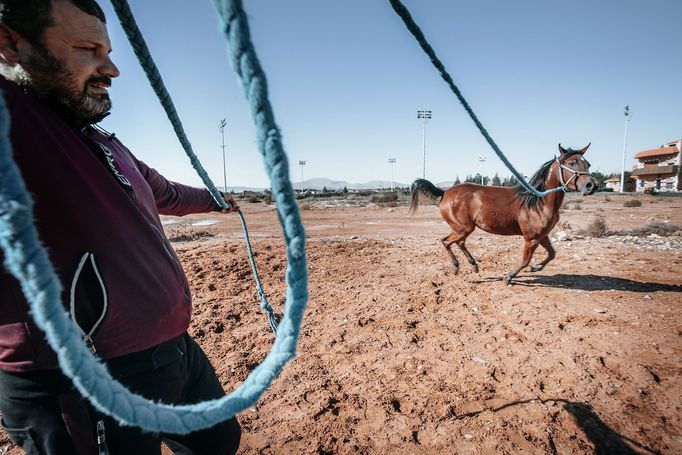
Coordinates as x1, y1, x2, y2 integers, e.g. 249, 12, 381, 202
298, 160, 306, 192
219, 119, 227, 192
620, 105, 630, 193
388, 157, 396, 191
417, 110, 432, 179
478, 156, 487, 185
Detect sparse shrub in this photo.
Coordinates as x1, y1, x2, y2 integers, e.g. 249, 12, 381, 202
247, 195, 261, 203
262, 193, 272, 205
371, 193, 398, 204
578, 216, 608, 238
604, 196, 611, 202
615, 222, 681, 237
572, 204, 582, 210
299, 202, 311, 211
166, 228, 215, 242
623, 199, 642, 208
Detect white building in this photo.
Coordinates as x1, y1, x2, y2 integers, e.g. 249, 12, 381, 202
603, 176, 621, 191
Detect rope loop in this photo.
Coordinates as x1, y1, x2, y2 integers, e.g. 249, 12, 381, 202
0, 0, 307, 434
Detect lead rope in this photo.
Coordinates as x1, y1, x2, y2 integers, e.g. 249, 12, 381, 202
0, 0, 307, 434
388, 0, 564, 197
107, 0, 279, 333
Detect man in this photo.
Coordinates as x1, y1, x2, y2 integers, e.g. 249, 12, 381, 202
0, 0, 241, 453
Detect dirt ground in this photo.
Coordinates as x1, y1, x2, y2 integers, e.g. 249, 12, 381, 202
2, 192, 681, 454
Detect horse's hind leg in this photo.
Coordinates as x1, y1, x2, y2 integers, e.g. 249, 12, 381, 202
504, 238, 540, 284
455, 237, 479, 273
530, 236, 555, 272
441, 232, 461, 273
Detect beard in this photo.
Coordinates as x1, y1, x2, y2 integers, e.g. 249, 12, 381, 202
15, 47, 112, 125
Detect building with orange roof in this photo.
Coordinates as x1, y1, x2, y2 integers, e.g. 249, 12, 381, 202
631, 139, 681, 192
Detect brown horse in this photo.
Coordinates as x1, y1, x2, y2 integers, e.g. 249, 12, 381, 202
410, 144, 598, 284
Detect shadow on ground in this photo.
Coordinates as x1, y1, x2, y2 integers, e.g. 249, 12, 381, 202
454, 398, 660, 455
476, 274, 682, 293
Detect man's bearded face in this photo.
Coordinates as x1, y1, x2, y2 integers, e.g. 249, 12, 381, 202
17, 45, 112, 124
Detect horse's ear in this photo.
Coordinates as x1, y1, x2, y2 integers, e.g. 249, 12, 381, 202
558, 143, 568, 157
579, 143, 591, 154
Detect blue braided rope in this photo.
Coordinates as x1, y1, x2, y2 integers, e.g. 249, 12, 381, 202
388, 0, 563, 196
0, 0, 307, 434
237, 209, 279, 333
108, 0, 279, 332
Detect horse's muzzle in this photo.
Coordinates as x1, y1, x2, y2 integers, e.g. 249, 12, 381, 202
581, 179, 597, 195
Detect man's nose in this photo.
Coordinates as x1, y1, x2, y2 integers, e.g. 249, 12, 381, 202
100, 57, 120, 79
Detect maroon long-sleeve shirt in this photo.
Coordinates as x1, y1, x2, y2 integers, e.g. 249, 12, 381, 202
0, 77, 220, 372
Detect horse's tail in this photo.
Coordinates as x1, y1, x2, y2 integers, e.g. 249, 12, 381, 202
409, 179, 444, 214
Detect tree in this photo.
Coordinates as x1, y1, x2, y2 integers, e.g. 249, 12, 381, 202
492, 173, 501, 186
343, 186, 348, 194
454, 176, 461, 185
590, 170, 607, 184
623, 171, 635, 192
322, 185, 328, 193
502, 175, 519, 187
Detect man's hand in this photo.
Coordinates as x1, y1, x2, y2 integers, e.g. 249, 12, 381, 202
219, 194, 239, 214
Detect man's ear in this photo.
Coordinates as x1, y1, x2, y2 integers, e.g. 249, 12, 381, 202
0, 23, 22, 66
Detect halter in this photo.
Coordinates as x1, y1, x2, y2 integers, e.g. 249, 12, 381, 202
555, 157, 591, 192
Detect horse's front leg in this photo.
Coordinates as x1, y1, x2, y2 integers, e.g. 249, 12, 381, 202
530, 236, 556, 272
504, 238, 540, 284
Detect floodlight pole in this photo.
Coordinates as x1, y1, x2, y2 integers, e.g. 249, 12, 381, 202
620, 105, 630, 193
389, 158, 396, 191
478, 156, 487, 185
417, 110, 432, 179
219, 119, 227, 192
298, 160, 306, 192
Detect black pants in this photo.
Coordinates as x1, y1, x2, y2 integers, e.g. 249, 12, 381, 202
0, 333, 240, 454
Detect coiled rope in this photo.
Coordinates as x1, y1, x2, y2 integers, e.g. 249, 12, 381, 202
0, 0, 307, 434
389, 0, 564, 196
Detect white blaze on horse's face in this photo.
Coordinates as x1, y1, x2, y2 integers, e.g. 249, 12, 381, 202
557, 143, 598, 195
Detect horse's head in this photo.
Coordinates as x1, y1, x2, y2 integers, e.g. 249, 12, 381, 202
556, 143, 598, 195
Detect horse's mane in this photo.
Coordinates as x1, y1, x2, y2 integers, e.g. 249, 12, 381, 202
513, 149, 582, 207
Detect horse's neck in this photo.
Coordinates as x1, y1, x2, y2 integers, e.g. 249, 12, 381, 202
543, 166, 565, 209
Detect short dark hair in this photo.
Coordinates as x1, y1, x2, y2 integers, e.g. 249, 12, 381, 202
0, 0, 106, 49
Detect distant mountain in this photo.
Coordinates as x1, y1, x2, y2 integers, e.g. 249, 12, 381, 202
222, 178, 413, 193
221, 186, 267, 193
295, 178, 410, 191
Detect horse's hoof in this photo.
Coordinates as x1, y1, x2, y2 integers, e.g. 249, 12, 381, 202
530, 264, 541, 272
472, 265, 479, 273
503, 274, 513, 285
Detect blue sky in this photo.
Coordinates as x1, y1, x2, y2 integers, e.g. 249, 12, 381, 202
99, 0, 682, 189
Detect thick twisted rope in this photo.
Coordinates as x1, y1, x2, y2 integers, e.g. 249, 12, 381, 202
108, 0, 279, 332
0, 0, 307, 434
388, 0, 564, 196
